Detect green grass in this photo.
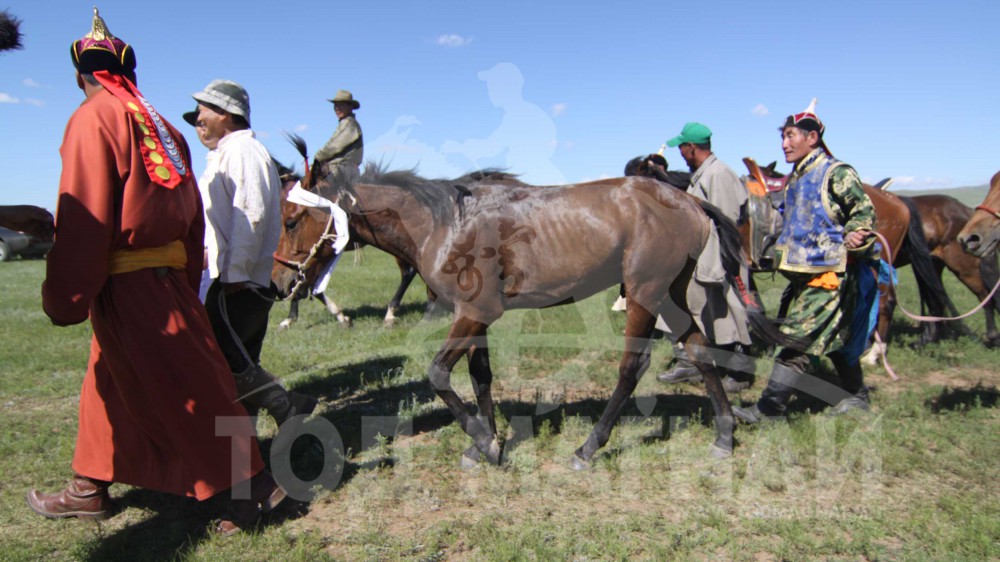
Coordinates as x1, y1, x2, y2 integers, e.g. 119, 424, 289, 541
1, 255, 998, 561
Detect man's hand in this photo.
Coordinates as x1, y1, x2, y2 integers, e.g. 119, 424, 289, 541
845, 229, 872, 249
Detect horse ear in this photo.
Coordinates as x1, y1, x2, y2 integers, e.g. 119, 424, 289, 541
764, 162, 777, 173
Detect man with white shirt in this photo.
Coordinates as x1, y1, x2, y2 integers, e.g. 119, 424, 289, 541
184, 79, 316, 426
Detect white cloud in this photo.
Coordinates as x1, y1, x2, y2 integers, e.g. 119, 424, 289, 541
865, 175, 955, 190
23, 98, 44, 107
0, 93, 19, 104
436, 34, 472, 48
751, 103, 769, 116
551, 102, 567, 117
293, 124, 308, 133
22, 78, 40, 88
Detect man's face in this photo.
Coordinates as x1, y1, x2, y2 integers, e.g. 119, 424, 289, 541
781, 126, 818, 164
194, 103, 230, 150
334, 102, 353, 120
678, 143, 697, 171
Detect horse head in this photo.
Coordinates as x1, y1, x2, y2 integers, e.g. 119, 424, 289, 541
270, 152, 338, 298
958, 170, 1000, 257
623, 154, 691, 190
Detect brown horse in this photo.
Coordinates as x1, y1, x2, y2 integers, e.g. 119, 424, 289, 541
291, 145, 798, 467
958, 170, 1000, 258
271, 166, 423, 328
897, 194, 1000, 345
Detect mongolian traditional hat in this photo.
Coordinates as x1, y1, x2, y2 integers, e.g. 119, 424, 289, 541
327, 89, 360, 109
782, 98, 831, 156
70, 8, 136, 83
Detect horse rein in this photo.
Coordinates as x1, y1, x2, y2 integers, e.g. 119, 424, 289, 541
869, 231, 1000, 380
272, 210, 338, 300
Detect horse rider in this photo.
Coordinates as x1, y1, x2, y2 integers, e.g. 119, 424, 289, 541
733, 100, 879, 423
184, 79, 318, 428
656, 122, 757, 393
28, 9, 282, 535
312, 89, 363, 200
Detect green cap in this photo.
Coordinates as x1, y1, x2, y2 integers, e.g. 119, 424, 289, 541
666, 122, 712, 147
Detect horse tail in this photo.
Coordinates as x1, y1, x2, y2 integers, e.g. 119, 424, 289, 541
698, 200, 807, 351
899, 196, 970, 337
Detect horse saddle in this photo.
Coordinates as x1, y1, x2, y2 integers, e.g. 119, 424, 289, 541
742, 158, 788, 271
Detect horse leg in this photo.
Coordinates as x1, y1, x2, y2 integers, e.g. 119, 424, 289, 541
572, 304, 655, 469
428, 316, 501, 466
682, 330, 735, 458
863, 290, 895, 366
385, 260, 417, 327
423, 287, 441, 321
460, 342, 499, 467
277, 297, 300, 330
315, 292, 352, 328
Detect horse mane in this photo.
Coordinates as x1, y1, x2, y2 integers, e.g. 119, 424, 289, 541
453, 169, 528, 186
359, 161, 467, 225
0, 10, 23, 52
271, 155, 299, 181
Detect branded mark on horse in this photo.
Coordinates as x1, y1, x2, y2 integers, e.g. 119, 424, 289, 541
958, 170, 1000, 258
295, 145, 796, 467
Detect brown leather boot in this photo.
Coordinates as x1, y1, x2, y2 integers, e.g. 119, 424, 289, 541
26, 474, 114, 520
214, 470, 287, 537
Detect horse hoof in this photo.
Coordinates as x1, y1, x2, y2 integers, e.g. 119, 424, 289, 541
709, 444, 733, 459
341, 317, 353, 329
383, 318, 396, 329
569, 453, 591, 471
460, 453, 480, 470
278, 319, 294, 331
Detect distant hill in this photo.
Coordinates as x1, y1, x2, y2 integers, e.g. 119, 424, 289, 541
891, 184, 989, 208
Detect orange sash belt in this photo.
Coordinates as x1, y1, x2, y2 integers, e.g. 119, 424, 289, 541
108, 240, 187, 275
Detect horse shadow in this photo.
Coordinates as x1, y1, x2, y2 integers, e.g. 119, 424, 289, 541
926, 383, 1000, 413
343, 301, 430, 323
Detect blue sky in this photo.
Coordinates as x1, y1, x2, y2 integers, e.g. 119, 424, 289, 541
1, 0, 998, 210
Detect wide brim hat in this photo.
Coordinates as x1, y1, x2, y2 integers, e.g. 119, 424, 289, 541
70, 8, 136, 83
782, 98, 831, 156
189, 79, 251, 126
327, 89, 360, 109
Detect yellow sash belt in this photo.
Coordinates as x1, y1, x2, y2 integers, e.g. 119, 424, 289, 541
108, 240, 187, 275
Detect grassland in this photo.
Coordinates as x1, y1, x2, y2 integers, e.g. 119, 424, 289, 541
0, 252, 998, 561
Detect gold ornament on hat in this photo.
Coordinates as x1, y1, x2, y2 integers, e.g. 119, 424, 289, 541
85, 7, 115, 42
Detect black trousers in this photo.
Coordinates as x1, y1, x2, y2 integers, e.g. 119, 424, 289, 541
204, 280, 274, 374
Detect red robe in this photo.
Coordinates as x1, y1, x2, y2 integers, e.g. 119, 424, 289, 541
42, 87, 263, 500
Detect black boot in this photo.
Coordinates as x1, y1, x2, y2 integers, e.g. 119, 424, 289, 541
656, 343, 702, 383
233, 365, 318, 426
828, 354, 870, 416
732, 360, 804, 424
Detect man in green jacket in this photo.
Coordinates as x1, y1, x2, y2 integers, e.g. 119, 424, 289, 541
313, 89, 363, 200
